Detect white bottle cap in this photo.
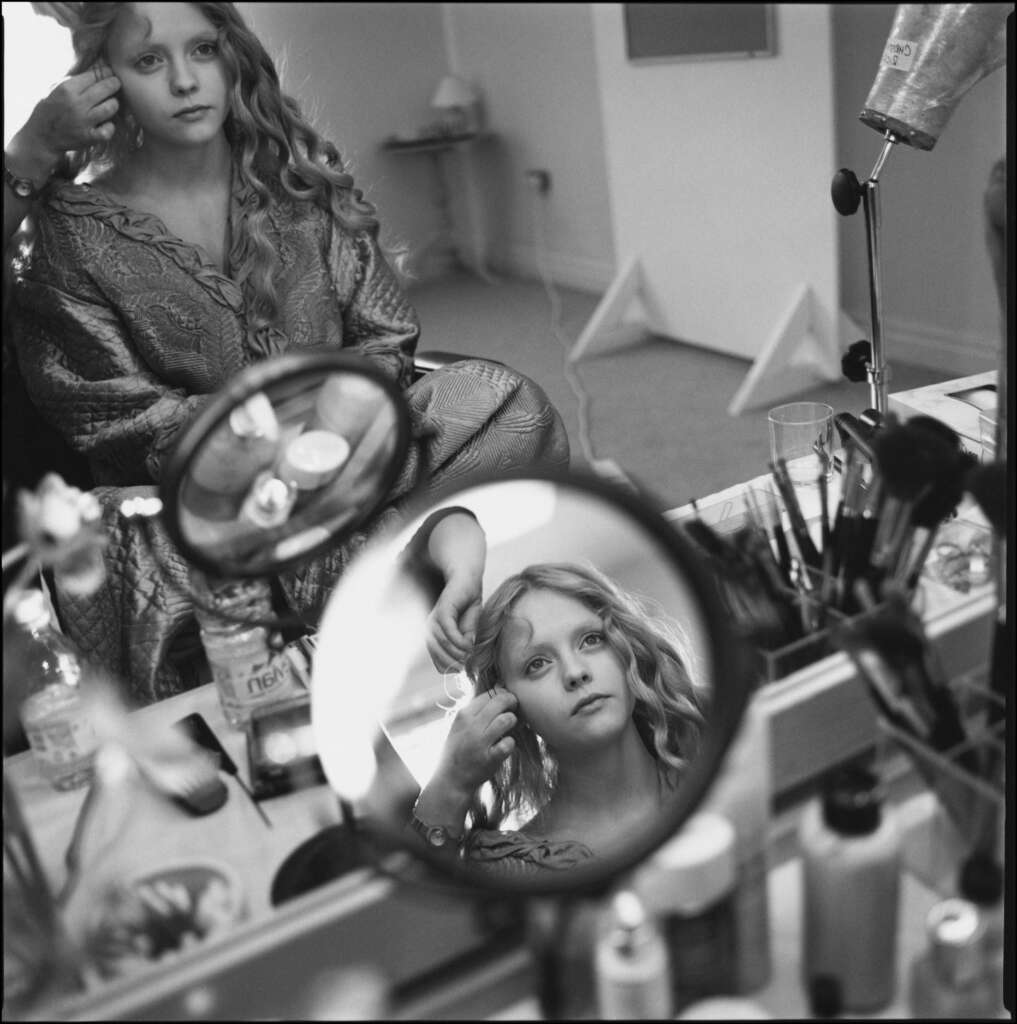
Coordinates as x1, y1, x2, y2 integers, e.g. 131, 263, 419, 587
279, 430, 350, 491
927, 898, 987, 988
638, 811, 736, 914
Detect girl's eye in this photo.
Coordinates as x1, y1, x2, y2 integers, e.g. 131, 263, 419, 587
135, 53, 161, 71
194, 41, 219, 58
524, 656, 550, 676
580, 632, 604, 649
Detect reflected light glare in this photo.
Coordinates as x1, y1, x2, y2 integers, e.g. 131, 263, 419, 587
457, 480, 557, 545
311, 543, 429, 802
2, 3, 74, 148
401, 480, 558, 548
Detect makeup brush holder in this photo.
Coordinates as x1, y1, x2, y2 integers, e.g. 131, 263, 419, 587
677, 486, 996, 687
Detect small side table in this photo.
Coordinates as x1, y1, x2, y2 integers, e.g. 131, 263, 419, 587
380, 132, 495, 282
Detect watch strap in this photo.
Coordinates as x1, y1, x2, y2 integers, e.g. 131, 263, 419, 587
3, 160, 45, 201
409, 811, 464, 849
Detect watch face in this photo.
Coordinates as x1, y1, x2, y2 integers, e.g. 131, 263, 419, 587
5, 170, 36, 199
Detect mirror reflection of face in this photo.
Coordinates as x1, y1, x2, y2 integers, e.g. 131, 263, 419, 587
106, 2, 229, 152
497, 589, 636, 756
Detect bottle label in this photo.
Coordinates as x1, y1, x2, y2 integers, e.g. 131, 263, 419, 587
22, 689, 97, 785
205, 633, 296, 717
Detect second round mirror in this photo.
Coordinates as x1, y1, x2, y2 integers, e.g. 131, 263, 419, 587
311, 469, 751, 896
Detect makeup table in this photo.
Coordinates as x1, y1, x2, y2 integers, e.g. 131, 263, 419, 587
3, 682, 501, 1020
4, 374, 1002, 1018
488, 790, 958, 1019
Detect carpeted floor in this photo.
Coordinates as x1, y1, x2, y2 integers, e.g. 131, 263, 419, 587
407, 270, 948, 512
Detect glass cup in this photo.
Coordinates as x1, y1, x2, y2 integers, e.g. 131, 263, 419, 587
767, 402, 835, 488
978, 410, 997, 463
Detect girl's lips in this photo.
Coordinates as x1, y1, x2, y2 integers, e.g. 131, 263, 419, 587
174, 106, 211, 119
572, 694, 607, 716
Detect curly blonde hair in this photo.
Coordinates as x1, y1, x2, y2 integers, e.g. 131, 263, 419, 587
55, 2, 404, 348
463, 563, 707, 831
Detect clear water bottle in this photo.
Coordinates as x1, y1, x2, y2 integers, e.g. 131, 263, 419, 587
7, 589, 97, 790
192, 574, 299, 729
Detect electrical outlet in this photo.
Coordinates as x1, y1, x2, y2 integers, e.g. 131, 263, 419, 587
525, 169, 551, 195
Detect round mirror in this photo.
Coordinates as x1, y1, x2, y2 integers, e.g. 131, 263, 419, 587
310, 468, 752, 896
160, 351, 411, 580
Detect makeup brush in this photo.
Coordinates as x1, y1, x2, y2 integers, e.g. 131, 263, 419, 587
838, 472, 884, 614
744, 486, 793, 585
836, 592, 974, 770
829, 440, 867, 579
963, 461, 1007, 537
896, 443, 975, 590
770, 460, 822, 569
868, 421, 938, 580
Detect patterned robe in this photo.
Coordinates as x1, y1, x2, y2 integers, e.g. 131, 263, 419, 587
11, 175, 569, 704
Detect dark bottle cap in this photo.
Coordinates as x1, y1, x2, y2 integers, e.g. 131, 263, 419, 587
821, 766, 882, 835
808, 974, 842, 1018
958, 852, 1003, 906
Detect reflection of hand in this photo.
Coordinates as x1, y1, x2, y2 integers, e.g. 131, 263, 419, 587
424, 512, 486, 671
439, 688, 517, 792
6, 64, 121, 186
414, 688, 517, 834
427, 573, 482, 672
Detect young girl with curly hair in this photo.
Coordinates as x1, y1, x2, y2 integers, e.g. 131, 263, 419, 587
6, 3, 568, 703
411, 562, 706, 875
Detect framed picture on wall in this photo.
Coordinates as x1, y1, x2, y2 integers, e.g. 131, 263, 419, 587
624, 4, 777, 63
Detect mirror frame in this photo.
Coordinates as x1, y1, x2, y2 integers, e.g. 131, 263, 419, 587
159, 350, 412, 581
314, 465, 755, 898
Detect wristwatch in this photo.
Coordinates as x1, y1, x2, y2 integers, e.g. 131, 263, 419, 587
409, 812, 463, 850
3, 161, 44, 201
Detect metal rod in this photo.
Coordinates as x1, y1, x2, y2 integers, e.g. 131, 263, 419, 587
861, 180, 886, 414
860, 134, 897, 416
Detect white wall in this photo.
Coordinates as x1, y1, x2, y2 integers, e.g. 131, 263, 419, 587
590, 4, 842, 366
446, 3, 616, 291
831, 4, 1007, 377
238, 2, 449, 278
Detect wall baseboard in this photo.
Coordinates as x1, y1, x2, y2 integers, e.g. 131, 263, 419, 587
482, 263, 1003, 378
846, 310, 1001, 378
497, 243, 614, 295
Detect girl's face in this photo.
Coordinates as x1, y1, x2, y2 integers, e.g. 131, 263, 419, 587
496, 589, 635, 756
106, 3, 229, 152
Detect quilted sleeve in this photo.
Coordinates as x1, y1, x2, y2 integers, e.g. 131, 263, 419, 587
328, 223, 420, 389
12, 261, 208, 486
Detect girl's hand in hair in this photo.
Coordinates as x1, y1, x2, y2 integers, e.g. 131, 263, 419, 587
430, 688, 518, 801
6, 63, 120, 186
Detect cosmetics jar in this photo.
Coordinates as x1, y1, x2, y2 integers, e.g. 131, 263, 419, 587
635, 811, 737, 1012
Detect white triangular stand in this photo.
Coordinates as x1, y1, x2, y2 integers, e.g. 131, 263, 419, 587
569, 255, 664, 362
728, 283, 855, 415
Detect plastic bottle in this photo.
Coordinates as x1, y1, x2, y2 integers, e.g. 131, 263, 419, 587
700, 690, 773, 991
798, 765, 901, 1013
192, 574, 300, 729
594, 890, 673, 1019
7, 589, 97, 790
635, 811, 738, 1012
908, 898, 1004, 1018
677, 996, 773, 1019
957, 852, 1004, 976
